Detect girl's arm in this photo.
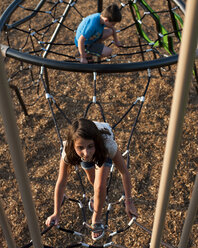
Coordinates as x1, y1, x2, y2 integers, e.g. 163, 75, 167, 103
113, 149, 138, 218
46, 158, 68, 226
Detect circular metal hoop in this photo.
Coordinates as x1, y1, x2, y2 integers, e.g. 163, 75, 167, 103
0, 0, 185, 73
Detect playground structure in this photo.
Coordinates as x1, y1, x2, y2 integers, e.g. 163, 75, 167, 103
0, 0, 198, 247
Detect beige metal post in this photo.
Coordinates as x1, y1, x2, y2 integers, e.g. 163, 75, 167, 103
0, 51, 43, 247
178, 173, 198, 248
0, 199, 16, 248
150, 0, 198, 247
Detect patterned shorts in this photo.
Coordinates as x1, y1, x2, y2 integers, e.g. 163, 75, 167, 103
85, 42, 104, 56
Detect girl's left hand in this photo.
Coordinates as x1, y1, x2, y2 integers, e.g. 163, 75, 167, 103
125, 200, 138, 219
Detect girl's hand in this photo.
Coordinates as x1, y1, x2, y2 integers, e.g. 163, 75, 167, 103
125, 199, 138, 219
46, 213, 60, 227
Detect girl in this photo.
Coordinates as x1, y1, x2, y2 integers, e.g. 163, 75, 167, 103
46, 118, 138, 241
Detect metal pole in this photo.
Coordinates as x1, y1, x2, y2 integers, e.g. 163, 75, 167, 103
42, 0, 75, 59
0, 199, 16, 248
178, 173, 198, 248
0, 51, 43, 247
150, 0, 198, 247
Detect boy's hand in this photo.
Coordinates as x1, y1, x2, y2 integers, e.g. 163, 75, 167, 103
80, 57, 88, 64
114, 40, 122, 47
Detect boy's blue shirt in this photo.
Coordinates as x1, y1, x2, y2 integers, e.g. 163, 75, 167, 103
75, 13, 105, 47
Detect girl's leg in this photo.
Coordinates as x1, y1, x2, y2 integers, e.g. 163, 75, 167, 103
92, 166, 110, 223
91, 165, 110, 239
83, 165, 110, 239
83, 167, 95, 186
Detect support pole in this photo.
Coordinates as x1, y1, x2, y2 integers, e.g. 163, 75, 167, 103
178, 173, 198, 248
0, 199, 16, 248
0, 51, 43, 247
150, 0, 198, 247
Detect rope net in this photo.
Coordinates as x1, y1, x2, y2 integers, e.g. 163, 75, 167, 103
2, 66, 191, 247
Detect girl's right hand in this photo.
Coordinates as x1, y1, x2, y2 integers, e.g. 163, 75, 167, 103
125, 200, 138, 219
46, 214, 59, 227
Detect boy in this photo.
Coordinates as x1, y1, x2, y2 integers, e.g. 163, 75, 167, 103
75, 4, 122, 63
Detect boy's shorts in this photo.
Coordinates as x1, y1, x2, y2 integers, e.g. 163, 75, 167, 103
80, 158, 112, 170
85, 42, 104, 57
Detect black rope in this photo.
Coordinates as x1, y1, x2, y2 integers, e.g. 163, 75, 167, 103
40, 69, 64, 150
126, 71, 151, 168
21, 224, 54, 248
167, 0, 182, 41
112, 71, 150, 130
9, 84, 29, 116
83, 72, 106, 122
4, 0, 46, 31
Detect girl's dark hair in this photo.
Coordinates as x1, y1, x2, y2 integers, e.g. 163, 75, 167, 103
65, 118, 108, 167
102, 3, 122, 22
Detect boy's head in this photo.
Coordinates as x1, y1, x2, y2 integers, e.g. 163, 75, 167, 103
101, 3, 122, 23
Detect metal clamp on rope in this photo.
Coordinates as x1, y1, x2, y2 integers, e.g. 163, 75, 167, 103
146, 48, 152, 52
109, 231, 117, 237
119, 195, 125, 202
30, 31, 36, 36
104, 242, 114, 247
53, 19, 58, 23
147, 68, 151, 77
93, 96, 96, 103
45, 93, 55, 103
70, 2, 76, 7
73, 231, 85, 237
107, 203, 112, 211
137, 96, 145, 102
93, 71, 97, 80
78, 201, 83, 209
110, 163, 114, 173
111, 54, 117, 58
122, 150, 129, 157
128, 216, 136, 226
80, 243, 89, 247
